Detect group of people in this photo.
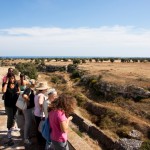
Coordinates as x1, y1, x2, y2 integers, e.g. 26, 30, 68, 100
2, 67, 77, 150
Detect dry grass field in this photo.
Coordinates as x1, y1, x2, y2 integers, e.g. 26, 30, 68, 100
79, 62, 150, 88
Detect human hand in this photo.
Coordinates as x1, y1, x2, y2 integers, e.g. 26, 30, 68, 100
68, 116, 73, 121
6, 78, 9, 83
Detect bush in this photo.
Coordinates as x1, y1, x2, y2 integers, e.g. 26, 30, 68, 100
13, 68, 19, 75
99, 116, 115, 129
67, 64, 77, 73
15, 62, 38, 79
74, 78, 80, 83
116, 126, 131, 138
140, 140, 150, 150
81, 59, 86, 63
51, 76, 60, 84
71, 70, 80, 78
73, 59, 80, 65
89, 79, 97, 87
75, 93, 87, 107
51, 75, 66, 84
110, 58, 114, 63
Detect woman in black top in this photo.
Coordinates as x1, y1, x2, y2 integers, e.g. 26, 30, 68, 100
2, 74, 20, 139
22, 87, 35, 145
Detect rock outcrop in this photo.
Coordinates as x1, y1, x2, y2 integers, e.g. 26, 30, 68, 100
80, 75, 150, 100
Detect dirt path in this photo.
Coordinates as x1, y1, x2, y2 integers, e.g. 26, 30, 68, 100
0, 99, 25, 150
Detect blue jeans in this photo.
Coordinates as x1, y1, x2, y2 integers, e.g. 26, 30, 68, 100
51, 140, 69, 150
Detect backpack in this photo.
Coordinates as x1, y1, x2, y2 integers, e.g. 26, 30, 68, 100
42, 117, 51, 143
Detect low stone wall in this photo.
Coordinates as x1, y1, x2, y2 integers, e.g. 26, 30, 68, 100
72, 113, 123, 150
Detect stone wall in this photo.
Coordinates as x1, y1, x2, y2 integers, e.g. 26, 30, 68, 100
72, 113, 143, 150
72, 113, 121, 150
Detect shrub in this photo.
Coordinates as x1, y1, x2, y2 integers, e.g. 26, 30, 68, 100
81, 59, 86, 63
67, 64, 77, 73
51, 76, 60, 84
15, 62, 38, 79
71, 70, 80, 78
140, 140, 150, 150
99, 116, 115, 129
51, 75, 66, 84
87, 75, 98, 85
74, 78, 80, 83
13, 68, 19, 75
110, 58, 114, 63
73, 59, 80, 65
75, 93, 87, 107
90, 115, 99, 125
94, 58, 99, 62
35, 59, 40, 64
89, 79, 97, 87
116, 126, 131, 138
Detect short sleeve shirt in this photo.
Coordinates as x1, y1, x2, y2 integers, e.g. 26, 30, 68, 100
49, 110, 67, 142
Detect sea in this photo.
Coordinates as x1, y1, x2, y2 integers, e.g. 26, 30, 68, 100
0, 56, 148, 59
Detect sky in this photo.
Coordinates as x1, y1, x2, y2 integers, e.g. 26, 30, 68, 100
0, 0, 150, 57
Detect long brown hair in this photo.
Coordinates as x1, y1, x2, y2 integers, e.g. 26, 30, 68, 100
48, 93, 77, 117
20, 73, 25, 85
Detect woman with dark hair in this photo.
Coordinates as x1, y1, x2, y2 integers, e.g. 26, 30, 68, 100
2, 67, 14, 83
48, 93, 77, 150
2, 74, 20, 139
22, 87, 35, 145
18, 73, 29, 91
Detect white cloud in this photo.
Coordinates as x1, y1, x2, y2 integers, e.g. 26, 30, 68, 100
0, 26, 150, 57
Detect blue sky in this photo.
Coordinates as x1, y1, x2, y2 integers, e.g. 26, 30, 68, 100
0, 0, 150, 57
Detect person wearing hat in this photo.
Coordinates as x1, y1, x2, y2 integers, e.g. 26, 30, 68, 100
22, 87, 35, 145
34, 82, 49, 146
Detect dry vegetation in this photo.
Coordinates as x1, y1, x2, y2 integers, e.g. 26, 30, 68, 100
79, 62, 150, 88
1, 58, 150, 149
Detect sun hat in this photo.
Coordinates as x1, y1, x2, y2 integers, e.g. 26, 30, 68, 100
35, 82, 49, 90
47, 88, 57, 95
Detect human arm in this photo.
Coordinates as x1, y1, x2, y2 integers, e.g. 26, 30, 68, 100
2, 78, 9, 93
38, 94, 45, 111
60, 116, 73, 133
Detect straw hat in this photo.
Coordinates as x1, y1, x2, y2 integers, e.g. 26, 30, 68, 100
35, 82, 49, 90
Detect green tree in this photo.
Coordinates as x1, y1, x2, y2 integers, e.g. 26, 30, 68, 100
15, 62, 38, 79
73, 59, 80, 65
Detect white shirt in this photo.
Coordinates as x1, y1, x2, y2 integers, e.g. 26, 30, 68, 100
34, 93, 45, 117
43, 99, 50, 118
